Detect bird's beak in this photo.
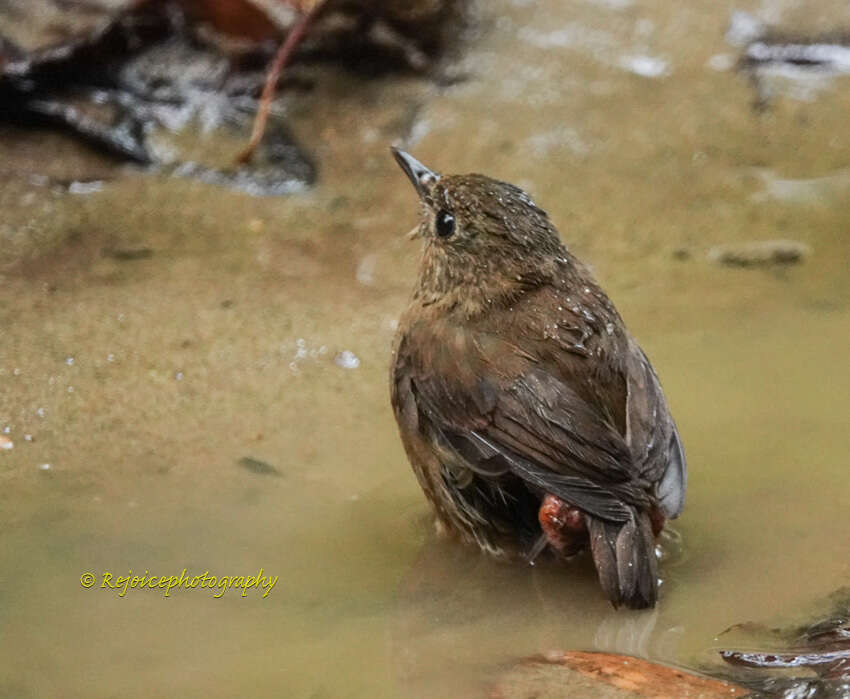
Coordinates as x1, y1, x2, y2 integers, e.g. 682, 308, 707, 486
391, 147, 439, 200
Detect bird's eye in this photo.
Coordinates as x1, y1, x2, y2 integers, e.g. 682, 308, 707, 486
435, 210, 455, 238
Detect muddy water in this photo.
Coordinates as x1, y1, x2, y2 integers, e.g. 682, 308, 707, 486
2, 0, 850, 697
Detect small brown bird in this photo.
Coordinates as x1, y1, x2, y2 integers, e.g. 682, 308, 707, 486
389, 148, 686, 609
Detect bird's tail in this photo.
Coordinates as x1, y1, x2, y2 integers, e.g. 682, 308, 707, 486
587, 509, 658, 609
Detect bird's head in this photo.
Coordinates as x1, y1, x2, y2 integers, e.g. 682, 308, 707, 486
392, 148, 567, 314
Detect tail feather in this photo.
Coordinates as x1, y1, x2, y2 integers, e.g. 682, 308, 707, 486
588, 510, 658, 609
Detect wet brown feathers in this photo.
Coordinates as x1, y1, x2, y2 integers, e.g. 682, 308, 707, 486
389, 150, 686, 609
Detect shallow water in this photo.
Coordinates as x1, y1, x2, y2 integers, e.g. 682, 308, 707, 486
1, 0, 850, 696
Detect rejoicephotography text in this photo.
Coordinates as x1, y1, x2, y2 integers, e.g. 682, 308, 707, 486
80, 569, 279, 599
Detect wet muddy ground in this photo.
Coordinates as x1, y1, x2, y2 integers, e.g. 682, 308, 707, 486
1, 0, 850, 696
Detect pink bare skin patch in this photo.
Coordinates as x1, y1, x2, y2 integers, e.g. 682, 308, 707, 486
538, 493, 588, 555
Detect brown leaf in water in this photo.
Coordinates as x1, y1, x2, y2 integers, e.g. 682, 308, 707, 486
179, 0, 292, 42
491, 651, 751, 699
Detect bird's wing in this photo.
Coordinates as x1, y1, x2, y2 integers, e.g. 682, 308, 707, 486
623, 344, 687, 518
394, 293, 653, 524
413, 361, 653, 523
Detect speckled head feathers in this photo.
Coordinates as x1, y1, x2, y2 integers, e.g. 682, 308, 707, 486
391, 148, 576, 314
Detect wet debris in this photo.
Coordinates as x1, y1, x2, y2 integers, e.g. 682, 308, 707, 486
237, 455, 282, 477
233, 0, 325, 164
185, 0, 463, 60
2, 16, 317, 194
0, 0, 466, 193
0, 0, 141, 77
743, 39, 850, 75
173, 151, 313, 197
490, 651, 751, 698
101, 245, 154, 260
727, 12, 850, 108
718, 589, 850, 696
0, 0, 169, 162
708, 240, 810, 268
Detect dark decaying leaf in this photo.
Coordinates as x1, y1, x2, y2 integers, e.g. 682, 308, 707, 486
238, 456, 282, 477
718, 588, 850, 695
0, 0, 464, 192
